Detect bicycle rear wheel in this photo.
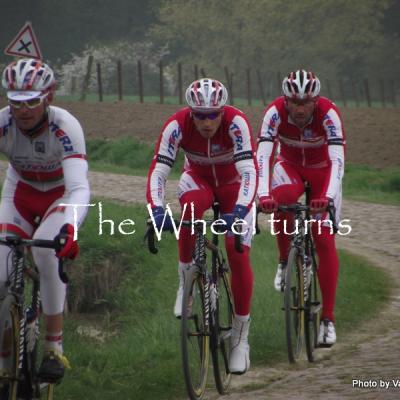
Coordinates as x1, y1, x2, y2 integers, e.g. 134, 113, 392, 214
181, 266, 210, 400
305, 260, 321, 362
284, 247, 305, 363
0, 296, 21, 400
211, 267, 233, 394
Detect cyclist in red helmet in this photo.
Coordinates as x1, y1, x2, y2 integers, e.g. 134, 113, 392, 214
147, 78, 258, 374
257, 69, 346, 346
0, 58, 90, 380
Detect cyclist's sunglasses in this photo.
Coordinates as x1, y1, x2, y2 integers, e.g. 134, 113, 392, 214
192, 111, 221, 120
8, 95, 47, 109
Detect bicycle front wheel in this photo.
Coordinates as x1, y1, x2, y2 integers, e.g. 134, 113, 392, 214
0, 296, 21, 400
211, 267, 233, 394
305, 259, 321, 362
284, 247, 305, 363
181, 266, 210, 400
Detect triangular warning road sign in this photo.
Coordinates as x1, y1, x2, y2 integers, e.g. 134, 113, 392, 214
4, 21, 42, 60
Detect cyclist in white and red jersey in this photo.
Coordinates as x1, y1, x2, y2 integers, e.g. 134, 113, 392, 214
257, 70, 345, 346
0, 58, 90, 380
147, 78, 258, 374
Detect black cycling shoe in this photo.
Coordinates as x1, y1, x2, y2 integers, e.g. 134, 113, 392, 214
38, 351, 66, 382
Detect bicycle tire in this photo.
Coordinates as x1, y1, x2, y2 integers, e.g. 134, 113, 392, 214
284, 247, 305, 363
305, 259, 321, 362
0, 296, 21, 400
181, 266, 210, 400
211, 268, 233, 394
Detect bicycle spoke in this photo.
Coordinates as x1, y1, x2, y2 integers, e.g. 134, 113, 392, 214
181, 268, 209, 400
284, 248, 305, 363
211, 270, 233, 394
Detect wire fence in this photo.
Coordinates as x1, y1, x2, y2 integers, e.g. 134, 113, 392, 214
62, 56, 398, 108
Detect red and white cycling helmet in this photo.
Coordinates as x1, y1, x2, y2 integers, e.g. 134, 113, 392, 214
2, 58, 55, 101
282, 70, 320, 100
185, 78, 228, 112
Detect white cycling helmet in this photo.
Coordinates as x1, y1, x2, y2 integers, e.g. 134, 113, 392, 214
282, 70, 320, 100
185, 78, 228, 112
2, 58, 55, 101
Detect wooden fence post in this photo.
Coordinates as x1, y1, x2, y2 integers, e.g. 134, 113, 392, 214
224, 66, 234, 105
117, 60, 123, 101
277, 71, 282, 97
351, 78, 359, 107
178, 63, 183, 104
200, 68, 206, 78
390, 79, 397, 107
194, 65, 199, 80
137, 60, 144, 103
159, 60, 164, 104
256, 69, 266, 106
326, 79, 333, 100
71, 76, 76, 96
96, 63, 103, 102
364, 78, 371, 107
79, 54, 93, 101
230, 72, 234, 105
379, 79, 386, 108
339, 78, 347, 107
246, 68, 252, 106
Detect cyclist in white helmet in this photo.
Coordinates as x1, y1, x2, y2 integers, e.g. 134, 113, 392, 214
256, 69, 346, 346
0, 58, 90, 381
147, 78, 258, 374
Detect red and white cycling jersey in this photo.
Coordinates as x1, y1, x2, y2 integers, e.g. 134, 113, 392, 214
147, 106, 258, 210
257, 96, 345, 199
0, 105, 90, 227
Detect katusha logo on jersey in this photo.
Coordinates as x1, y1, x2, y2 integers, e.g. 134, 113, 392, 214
267, 112, 279, 138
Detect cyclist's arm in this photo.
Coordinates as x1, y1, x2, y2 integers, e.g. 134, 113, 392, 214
256, 105, 280, 197
58, 112, 90, 227
229, 115, 258, 209
146, 119, 182, 208
322, 108, 346, 199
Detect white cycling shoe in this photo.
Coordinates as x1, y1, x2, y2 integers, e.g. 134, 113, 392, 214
274, 262, 286, 292
229, 317, 250, 374
318, 319, 336, 347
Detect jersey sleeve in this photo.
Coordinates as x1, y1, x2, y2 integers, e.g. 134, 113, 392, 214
61, 157, 90, 228
146, 118, 182, 208
322, 108, 346, 199
228, 115, 258, 209
256, 104, 280, 197
53, 111, 87, 161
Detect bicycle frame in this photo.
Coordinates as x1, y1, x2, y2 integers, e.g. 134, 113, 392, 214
0, 237, 63, 399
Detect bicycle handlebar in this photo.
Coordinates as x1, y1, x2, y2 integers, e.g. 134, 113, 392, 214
144, 218, 243, 254
0, 236, 69, 284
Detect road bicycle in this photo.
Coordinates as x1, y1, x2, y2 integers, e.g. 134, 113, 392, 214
145, 203, 242, 400
278, 185, 336, 363
0, 235, 68, 400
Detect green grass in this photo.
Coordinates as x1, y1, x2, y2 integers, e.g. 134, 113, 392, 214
343, 164, 400, 205
87, 137, 400, 205
88, 137, 184, 178
55, 200, 392, 399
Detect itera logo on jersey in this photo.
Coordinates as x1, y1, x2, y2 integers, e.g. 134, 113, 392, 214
167, 128, 181, 157
230, 123, 243, 151
323, 115, 336, 137
267, 113, 279, 138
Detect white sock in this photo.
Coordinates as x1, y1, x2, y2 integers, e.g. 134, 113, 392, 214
178, 262, 191, 287
235, 314, 250, 322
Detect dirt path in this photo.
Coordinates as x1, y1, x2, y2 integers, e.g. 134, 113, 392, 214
1, 164, 399, 399
88, 170, 400, 400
